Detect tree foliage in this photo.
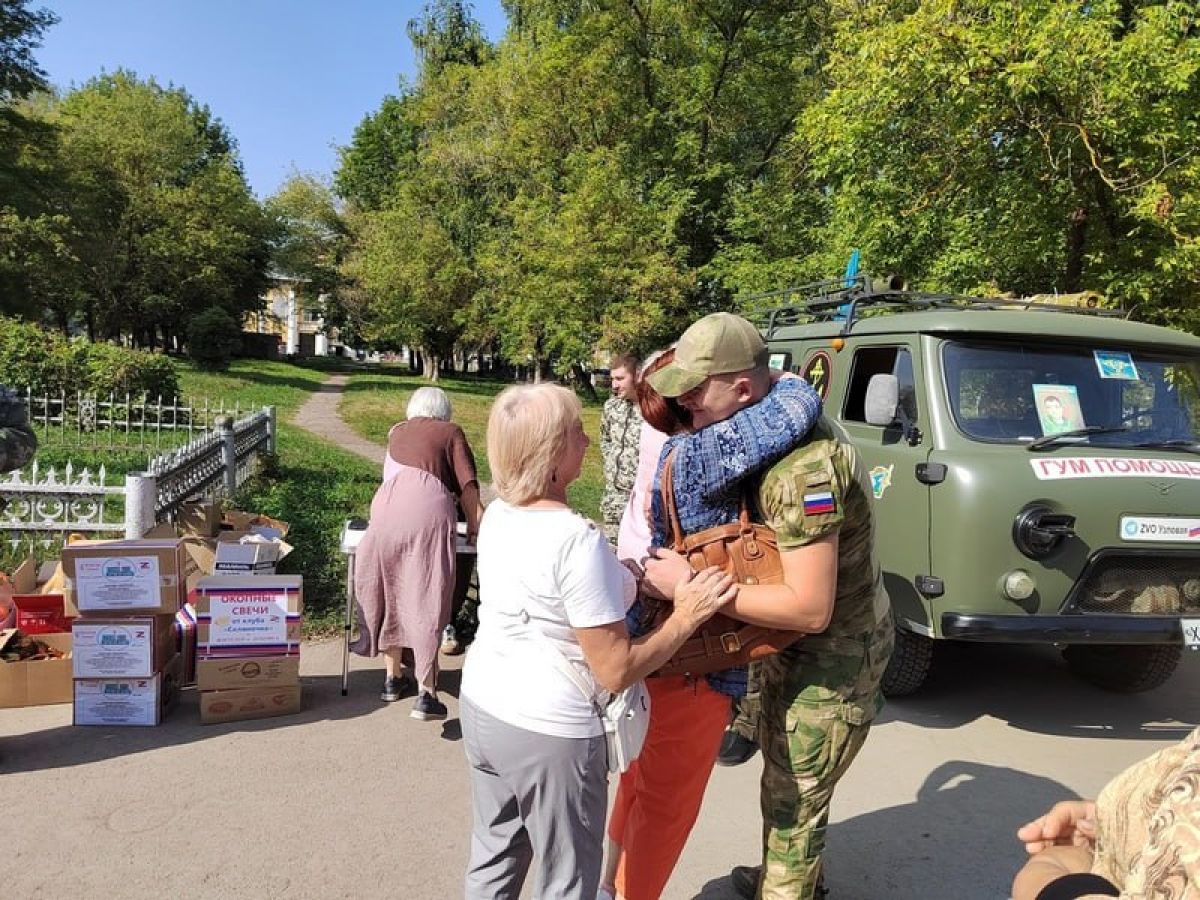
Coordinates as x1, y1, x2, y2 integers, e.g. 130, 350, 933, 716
333, 0, 1200, 377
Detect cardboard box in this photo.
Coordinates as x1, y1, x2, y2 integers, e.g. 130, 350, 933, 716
179, 499, 222, 538
72, 614, 178, 679
9, 556, 73, 634
221, 510, 290, 539
196, 655, 300, 691
63, 539, 188, 616
0, 631, 73, 707
193, 576, 303, 658
73, 653, 182, 726
213, 532, 292, 574
199, 683, 302, 725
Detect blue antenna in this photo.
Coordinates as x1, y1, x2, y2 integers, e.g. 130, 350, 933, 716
836, 249, 861, 320
843, 250, 861, 287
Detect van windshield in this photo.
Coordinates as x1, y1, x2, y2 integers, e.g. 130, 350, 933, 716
942, 340, 1200, 446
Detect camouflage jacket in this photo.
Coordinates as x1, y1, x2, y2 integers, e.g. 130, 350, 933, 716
0, 386, 36, 474
757, 418, 895, 726
600, 396, 642, 521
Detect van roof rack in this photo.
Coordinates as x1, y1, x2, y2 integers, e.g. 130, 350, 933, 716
749, 275, 1125, 338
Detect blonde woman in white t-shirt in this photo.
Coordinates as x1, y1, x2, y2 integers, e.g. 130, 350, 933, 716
460, 383, 736, 900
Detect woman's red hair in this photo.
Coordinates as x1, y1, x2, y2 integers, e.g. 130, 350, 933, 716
637, 349, 692, 435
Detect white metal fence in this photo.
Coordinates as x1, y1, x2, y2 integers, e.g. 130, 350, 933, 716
24, 389, 249, 452
1, 406, 276, 548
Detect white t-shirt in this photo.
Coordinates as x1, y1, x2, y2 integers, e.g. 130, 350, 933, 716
460, 499, 635, 739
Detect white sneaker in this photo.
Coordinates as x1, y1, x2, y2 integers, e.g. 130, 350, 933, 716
440, 624, 462, 655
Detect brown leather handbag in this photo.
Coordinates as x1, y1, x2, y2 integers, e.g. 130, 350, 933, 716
649, 450, 803, 678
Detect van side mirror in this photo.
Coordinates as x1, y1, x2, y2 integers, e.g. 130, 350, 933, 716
865, 374, 900, 426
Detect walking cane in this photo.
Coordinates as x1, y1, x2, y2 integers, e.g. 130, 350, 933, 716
339, 518, 369, 695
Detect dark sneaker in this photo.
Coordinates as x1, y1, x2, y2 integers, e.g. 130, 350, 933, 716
381, 675, 415, 703
411, 691, 448, 721
731, 864, 826, 898
716, 728, 759, 767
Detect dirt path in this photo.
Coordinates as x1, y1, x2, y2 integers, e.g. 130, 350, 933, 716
292, 372, 496, 501
291, 372, 386, 468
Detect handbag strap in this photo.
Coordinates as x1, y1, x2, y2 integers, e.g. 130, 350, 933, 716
516, 609, 606, 714
661, 448, 755, 554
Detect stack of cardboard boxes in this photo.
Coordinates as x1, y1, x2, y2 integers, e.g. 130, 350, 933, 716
65, 539, 188, 726
193, 574, 303, 724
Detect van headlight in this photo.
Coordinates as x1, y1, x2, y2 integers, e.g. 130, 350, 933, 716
1001, 569, 1036, 601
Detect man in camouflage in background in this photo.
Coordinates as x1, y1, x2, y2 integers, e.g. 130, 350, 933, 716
0, 386, 37, 478
645, 318, 893, 900
599, 353, 642, 544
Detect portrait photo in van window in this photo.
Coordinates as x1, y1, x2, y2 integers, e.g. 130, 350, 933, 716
1033, 384, 1085, 435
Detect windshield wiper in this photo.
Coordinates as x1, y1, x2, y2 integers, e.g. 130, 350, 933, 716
1027, 426, 1130, 451
1132, 439, 1200, 456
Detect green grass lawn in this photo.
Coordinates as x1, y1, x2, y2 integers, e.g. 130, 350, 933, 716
176, 357, 345, 417
340, 367, 606, 521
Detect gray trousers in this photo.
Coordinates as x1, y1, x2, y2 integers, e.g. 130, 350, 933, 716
462, 695, 607, 900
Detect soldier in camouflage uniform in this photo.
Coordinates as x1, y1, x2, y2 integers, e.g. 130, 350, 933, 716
645, 320, 893, 900
599, 354, 643, 543
0, 386, 37, 477
747, 418, 895, 899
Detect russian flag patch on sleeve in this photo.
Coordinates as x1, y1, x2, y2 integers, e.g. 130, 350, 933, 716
802, 490, 836, 516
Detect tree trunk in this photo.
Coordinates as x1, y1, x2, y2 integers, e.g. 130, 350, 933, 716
572, 363, 598, 401
1063, 206, 1088, 294
423, 349, 440, 382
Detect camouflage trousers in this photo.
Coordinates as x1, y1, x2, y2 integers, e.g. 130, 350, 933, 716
600, 491, 627, 545
730, 661, 762, 741
756, 683, 872, 900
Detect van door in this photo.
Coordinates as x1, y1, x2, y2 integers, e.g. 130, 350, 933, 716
834, 343, 935, 634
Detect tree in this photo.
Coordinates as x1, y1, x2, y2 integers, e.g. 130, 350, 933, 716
345, 187, 476, 380
796, 0, 1200, 328
45, 71, 271, 345
0, 1, 63, 320
0, 0, 56, 102
334, 94, 421, 211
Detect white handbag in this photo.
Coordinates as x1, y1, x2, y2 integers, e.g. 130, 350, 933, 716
523, 612, 651, 774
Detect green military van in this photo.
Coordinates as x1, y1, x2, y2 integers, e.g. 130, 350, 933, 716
758, 276, 1200, 695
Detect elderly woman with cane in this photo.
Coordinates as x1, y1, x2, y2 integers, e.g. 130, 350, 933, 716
460, 383, 737, 900
352, 386, 484, 720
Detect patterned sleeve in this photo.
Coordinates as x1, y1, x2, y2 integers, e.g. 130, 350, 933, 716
1113, 729, 1200, 898
758, 434, 847, 550
683, 377, 822, 503
600, 399, 614, 481
0, 388, 36, 474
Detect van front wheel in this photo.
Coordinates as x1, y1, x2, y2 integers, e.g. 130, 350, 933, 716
1062, 644, 1183, 693
881, 627, 934, 697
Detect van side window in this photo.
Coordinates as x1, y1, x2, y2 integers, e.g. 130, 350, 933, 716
845, 346, 917, 423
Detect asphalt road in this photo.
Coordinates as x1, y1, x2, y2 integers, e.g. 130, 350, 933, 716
3, 640, 1196, 899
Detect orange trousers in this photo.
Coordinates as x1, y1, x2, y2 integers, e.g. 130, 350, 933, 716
608, 675, 732, 900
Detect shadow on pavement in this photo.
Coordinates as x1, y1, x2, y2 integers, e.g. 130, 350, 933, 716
0, 668, 426, 774
691, 761, 1073, 900
882, 642, 1199, 739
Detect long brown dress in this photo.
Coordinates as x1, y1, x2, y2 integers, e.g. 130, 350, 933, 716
351, 418, 478, 692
